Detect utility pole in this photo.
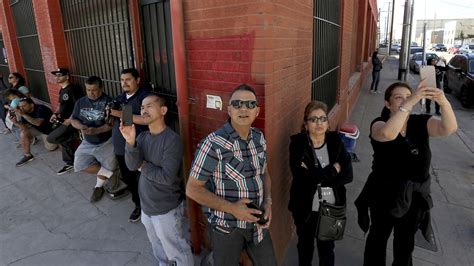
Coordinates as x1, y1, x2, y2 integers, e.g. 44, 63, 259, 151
388, 0, 396, 55
398, 0, 415, 81
422, 23, 427, 66
385, 1, 391, 46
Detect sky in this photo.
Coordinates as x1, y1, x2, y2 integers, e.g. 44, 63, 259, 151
377, 0, 474, 40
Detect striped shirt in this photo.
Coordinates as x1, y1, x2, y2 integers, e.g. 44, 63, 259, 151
190, 122, 267, 243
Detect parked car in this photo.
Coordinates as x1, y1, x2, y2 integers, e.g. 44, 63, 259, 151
390, 44, 400, 53
431, 43, 447, 51
443, 54, 474, 107
409, 52, 439, 73
459, 44, 474, 54
396, 45, 423, 54
449, 44, 461, 54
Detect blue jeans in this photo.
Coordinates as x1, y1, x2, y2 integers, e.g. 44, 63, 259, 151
141, 203, 193, 266
211, 226, 277, 266
371, 71, 380, 91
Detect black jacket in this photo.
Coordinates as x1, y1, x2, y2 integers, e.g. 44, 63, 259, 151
288, 131, 353, 223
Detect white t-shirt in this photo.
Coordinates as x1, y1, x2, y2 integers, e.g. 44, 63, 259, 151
312, 143, 336, 211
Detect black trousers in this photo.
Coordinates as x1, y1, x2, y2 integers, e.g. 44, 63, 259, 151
115, 154, 140, 208
46, 124, 78, 165
363, 198, 423, 266
294, 212, 335, 266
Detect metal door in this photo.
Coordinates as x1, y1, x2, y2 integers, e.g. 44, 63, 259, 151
140, 0, 179, 132
61, 0, 135, 97
10, 0, 50, 103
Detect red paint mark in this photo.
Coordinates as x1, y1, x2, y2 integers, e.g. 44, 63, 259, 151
187, 31, 265, 147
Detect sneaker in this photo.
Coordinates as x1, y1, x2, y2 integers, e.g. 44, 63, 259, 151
90, 187, 105, 203
129, 207, 141, 222
1, 129, 10, 135
57, 164, 74, 175
108, 170, 121, 191
16, 154, 34, 167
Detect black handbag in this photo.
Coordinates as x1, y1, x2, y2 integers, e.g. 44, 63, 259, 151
316, 184, 347, 241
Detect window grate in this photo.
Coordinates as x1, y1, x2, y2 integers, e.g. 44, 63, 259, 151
312, 0, 341, 110
60, 0, 135, 98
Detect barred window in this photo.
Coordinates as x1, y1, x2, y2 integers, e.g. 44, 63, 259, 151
312, 0, 341, 110
61, 0, 135, 97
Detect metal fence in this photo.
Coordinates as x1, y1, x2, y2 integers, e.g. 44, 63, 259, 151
60, 0, 135, 98
0, 32, 10, 90
10, 0, 50, 103
141, 0, 178, 132
312, 0, 341, 110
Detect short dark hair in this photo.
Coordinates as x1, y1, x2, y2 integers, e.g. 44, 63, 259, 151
145, 92, 167, 107
19, 97, 34, 105
121, 68, 140, 79
229, 84, 257, 101
85, 76, 103, 88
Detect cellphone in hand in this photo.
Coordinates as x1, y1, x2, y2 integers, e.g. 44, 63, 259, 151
419, 65, 437, 89
246, 201, 269, 225
122, 105, 133, 126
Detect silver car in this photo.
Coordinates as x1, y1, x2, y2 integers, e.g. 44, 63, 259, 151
409, 52, 439, 73
459, 44, 474, 54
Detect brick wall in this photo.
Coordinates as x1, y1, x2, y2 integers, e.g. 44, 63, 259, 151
0, 0, 24, 75
33, 0, 70, 111
183, 0, 377, 261
261, 0, 313, 259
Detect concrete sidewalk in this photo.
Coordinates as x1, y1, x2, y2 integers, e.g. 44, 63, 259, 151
0, 57, 473, 266
282, 56, 474, 265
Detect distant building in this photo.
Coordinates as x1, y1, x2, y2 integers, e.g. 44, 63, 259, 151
414, 18, 474, 47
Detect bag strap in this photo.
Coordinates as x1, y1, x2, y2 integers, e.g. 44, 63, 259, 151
317, 184, 323, 201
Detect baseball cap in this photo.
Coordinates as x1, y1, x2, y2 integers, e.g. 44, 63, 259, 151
51, 68, 70, 76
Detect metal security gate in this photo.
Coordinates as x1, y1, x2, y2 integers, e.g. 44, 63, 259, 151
10, 0, 50, 103
0, 32, 9, 90
141, 0, 179, 132
61, 0, 135, 97
312, 0, 341, 109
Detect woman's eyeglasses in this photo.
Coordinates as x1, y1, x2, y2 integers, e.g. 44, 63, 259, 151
230, 100, 258, 109
306, 116, 328, 123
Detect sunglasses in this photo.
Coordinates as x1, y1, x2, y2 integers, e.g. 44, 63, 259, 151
306, 116, 328, 123
230, 100, 258, 109
8, 76, 14, 79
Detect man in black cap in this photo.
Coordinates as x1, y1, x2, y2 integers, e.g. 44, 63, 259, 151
47, 68, 84, 175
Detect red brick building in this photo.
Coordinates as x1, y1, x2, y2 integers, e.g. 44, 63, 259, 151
0, 0, 378, 262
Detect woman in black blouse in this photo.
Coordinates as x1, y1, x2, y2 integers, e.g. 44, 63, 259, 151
288, 101, 353, 266
356, 82, 457, 266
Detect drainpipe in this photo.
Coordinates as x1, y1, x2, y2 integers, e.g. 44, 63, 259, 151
170, 0, 202, 255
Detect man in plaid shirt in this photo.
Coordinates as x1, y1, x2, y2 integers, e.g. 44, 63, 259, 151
186, 84, 276, 265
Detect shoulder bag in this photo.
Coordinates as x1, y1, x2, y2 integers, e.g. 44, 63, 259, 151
316, 184, 347, 241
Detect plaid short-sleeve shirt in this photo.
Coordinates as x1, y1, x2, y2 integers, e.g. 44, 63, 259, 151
190, 122, 267, 243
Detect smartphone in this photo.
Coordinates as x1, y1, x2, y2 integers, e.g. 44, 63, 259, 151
419, 65, 437, 88
246, 202, 269, 225
122, 105, 133, 126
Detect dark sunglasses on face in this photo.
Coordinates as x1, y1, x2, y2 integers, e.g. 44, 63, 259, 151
230, 100, 258, 109
8, 76, 14, 79
306, 116, 328, 123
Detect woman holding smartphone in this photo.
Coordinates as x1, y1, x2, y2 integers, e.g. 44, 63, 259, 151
356, 82, 457, 265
